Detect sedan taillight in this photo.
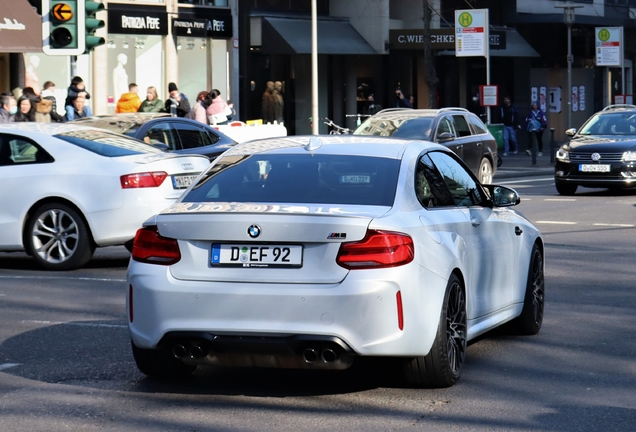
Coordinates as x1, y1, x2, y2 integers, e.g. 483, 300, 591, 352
131, 226, 181, 265
336, 230, 414, 269
120, 172, 168, 188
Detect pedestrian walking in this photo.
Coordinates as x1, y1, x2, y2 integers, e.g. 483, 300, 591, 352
65, 93, 90, 121
189, 90, 211, 124
395, 87, 412, 108
363, 94, 382, 116
500, 96, 520, 156
34, 98, 53, 123
525, 102, 547, 156
64, 77, 92, 120
205, 89, 234, 125
138, 86, 164, 113
40, 81, 65, 122
164, 82, 191, 117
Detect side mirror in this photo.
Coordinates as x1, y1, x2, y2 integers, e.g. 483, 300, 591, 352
565, 128, 577, 137
437, 132, 455, 142
483, 184, 520, 207
150, 142, 170, 152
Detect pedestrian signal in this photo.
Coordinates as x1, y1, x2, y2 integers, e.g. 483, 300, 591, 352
43, 0, 84, 55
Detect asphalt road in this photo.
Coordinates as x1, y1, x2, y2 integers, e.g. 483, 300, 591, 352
0, 177, 635, 431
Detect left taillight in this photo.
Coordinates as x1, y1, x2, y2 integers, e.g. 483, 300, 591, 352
336, 230, 414, 270
131, 226, 181, 265
120, 171, 168, 188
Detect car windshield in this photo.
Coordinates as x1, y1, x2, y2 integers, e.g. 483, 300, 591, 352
183, 154, 401, 206
578, 112, 636, 136
55, 129, 166, 156
353, 117, 434, 140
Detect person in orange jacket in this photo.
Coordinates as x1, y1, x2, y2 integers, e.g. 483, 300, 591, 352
116, 83, 142, 113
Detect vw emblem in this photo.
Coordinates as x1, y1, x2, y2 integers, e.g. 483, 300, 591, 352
247, 225, 261, 238
182, 163, 194, 170
591, 153, 601, 162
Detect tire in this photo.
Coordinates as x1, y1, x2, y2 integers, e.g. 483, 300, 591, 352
513, 243, 545, 335
555, 182, 577, 195
478, 157, 493, 184
131, 340, 197, 378
403, 274, 467, 388
25, 203, 94, 271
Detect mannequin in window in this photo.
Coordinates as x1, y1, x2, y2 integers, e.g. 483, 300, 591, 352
25, 55, 41, 95
273, 81, 284, 123
113, 53, 129, 100
262, 81, 275, 124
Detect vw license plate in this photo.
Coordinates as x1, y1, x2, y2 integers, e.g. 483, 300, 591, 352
579, 164, 610, 173
172, 174, 199, 189
211, 244, 303, 268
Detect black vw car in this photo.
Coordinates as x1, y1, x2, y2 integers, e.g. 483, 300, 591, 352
71, 113, 236, 161
555, 105, 636, 195
353, 108, 498, 184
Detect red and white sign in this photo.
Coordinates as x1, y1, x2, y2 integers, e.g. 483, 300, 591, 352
596, 27, 622, 67
480, 85, 498, 106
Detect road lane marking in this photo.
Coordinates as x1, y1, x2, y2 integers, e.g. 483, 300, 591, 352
535, 221, 577, 225
545, 198, 576, 202
0, 363, 20, 371
21, 320, 127, 329
500, 176, 554, 184
593, 223, 635, 227
0, 275, 125, 282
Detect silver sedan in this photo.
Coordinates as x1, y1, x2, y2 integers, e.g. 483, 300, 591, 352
127, 135, 545, 388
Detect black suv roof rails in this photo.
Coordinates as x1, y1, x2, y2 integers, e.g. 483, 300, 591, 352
602, 104, 636, 111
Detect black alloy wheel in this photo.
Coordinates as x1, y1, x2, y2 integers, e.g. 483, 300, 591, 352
514, 243, 545, 335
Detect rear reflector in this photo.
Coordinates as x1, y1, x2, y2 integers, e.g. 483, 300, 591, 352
336, 230, 414, 269
396, 291, 404, 330
131, 226, 181, 265
129, 285, 134, 323
121, 171, 168, 188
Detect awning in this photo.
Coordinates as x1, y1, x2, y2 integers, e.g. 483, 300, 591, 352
438, 29, 539, 58
261, 17, 376, 55
0, 0, 42, 53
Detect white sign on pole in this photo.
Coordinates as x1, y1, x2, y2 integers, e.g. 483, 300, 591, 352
579, 86, 586, 111
455, 9, 488, 57
595, 27, 622, 66
572, 86, 579, 112
549, 87, 562, 113
539, 86, 547, 112
531, 87, 538, 104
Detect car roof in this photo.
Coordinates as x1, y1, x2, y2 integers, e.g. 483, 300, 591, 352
0, 122, 109, 136
369, 107, 474, 119
69, 113, 171, 133
223, 135, 440, 159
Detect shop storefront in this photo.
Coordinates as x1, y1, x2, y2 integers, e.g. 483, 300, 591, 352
173, 7, 232, 103
107, 3, 168, 102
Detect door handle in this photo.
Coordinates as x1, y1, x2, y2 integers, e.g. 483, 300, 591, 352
515, 226, 523, 236
476, 142, 482, 146
471, 217, 481, 227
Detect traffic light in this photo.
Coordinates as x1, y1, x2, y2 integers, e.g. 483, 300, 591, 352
42, 0, 85, 55
84, 0, 105, 53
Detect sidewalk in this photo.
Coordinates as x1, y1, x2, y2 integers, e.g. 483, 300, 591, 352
493, 150, 555, 180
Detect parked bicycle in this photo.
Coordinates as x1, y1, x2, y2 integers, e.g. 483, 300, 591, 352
323, 118, 352, 134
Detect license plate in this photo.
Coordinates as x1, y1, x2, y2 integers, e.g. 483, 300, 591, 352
211, 244, 303, 268
172, 174, 199, 189
579, 164, 610, 172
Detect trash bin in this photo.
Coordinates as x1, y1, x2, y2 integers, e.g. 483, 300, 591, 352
487, 123, 504, 153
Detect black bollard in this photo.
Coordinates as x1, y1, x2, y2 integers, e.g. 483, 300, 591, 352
549, 128, 556, 164
531, 132, 537, 166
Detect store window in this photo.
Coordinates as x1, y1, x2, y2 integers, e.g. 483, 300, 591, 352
107, 35, 164, 103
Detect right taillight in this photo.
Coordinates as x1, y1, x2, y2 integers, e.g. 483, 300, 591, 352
336, 230, 414, 269
120, 172, 168, 189
131, 226, 181, 265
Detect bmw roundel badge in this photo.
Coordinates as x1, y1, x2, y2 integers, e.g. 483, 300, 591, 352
248, 224, 261, 238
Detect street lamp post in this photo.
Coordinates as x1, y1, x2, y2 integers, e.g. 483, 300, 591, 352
555, 2, 583, 129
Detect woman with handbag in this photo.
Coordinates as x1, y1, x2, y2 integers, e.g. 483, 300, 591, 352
525, 103, 547, 156
205, 89, 234, 125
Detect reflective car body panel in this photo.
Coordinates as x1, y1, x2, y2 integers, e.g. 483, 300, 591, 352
128, 136, 542, 363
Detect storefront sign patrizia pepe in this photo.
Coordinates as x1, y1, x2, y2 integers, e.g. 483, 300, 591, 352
108, 4, 168, 35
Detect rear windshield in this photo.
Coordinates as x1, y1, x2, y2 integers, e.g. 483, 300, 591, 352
55, 130, 164, 157
183, 154, 401, 206
353, 117, 434, 140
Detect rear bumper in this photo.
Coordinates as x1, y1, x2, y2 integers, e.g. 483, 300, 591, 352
127, 261, 448, 359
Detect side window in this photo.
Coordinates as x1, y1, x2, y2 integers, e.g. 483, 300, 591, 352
467, 114, 488, 135
416, 154, 455, 208
435, 116, 456, 141
452, 115, 472, 137
427, 151, 484, 207
206, 130, 221, 145
173, 122, 208, 149
0, 135, 53, 166
144, 123, 180, 150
